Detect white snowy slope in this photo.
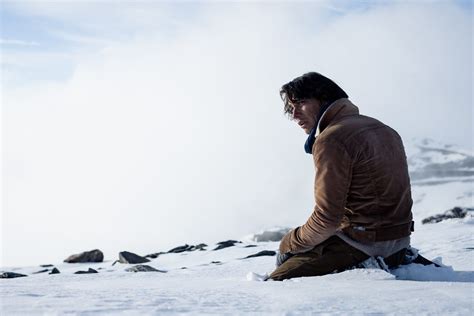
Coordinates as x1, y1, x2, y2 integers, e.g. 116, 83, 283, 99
1, 138, 473, 315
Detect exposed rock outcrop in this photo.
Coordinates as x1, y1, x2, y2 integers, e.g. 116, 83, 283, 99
243, 250, 276, 259
168, 243, 208, 253
191, 243, 208, 251
118, 251, 150, 264
145, 252, 166, 259
0, 272, 27, 279
64, 249, 104, 263
74, 268, 98, 274
422, 207, 473, 224
213, 240, 241, 251
49, 268, 60, 274
125, 265, 166, 273
168, 244, 192, 253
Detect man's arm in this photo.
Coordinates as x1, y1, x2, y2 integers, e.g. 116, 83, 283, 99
279, 140, 353, 254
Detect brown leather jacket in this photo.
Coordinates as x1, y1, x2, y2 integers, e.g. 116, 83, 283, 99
280, 98, 413, 254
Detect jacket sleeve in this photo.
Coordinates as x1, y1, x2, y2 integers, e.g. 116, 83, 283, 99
279, 140, 353, 254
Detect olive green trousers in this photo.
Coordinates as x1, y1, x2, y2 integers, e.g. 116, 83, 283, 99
269, 236, 370, 281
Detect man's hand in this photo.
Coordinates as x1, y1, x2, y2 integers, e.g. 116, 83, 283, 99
276, 252, 294, 267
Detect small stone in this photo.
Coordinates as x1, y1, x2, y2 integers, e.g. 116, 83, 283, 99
74, 268, 98, 274
125, 265, 166, 273
118, 251, 150, 264
64, 249, 104, 263
243, 250, 276, 259
49, 268, 60, 274
210, 261, 222, 265
0, 272, 27, 279
244, 245, 258, 248
32, 269, 49, 274
40, 264, 54, 268
145, 252, 166, 259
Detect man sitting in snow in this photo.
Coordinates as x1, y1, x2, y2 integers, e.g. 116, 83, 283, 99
270, 72, 414, 281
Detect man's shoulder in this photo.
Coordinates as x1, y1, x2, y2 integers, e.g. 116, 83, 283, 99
318, 114, 385, 143
314, 114, 402, 157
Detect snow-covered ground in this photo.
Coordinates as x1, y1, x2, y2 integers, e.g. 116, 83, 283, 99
1, 235, 473, 315
1, 139, 473, 315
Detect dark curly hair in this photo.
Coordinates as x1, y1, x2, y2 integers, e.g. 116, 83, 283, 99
280, 72, 349, 117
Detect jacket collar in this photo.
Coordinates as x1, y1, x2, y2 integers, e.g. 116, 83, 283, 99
304, 98, 359, 154
315, 98, 359, 137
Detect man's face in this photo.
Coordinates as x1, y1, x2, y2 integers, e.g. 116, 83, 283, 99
290, 98, 322, 134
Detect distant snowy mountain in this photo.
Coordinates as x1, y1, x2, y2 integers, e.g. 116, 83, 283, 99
406, 137, 474, 186
404, 138, 473, 222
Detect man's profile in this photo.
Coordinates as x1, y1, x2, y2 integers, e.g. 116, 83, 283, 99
270, 72, 414, 281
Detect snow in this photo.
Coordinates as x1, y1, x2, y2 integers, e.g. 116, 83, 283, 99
1, 258, 473, 315
1, 140, 473, 314
1, 230, 473, 314
392, 263, 473, 282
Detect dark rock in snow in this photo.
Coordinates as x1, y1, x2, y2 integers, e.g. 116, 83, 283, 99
218, 239, 240, 244
32, 269, 49, 274
168, 244, 193, 253
64, 249, 104, 263
145, 253, 158, 259
213, 240, 242, 251
167, 243, 208, 253
125, 265, 166, 273
190, 243, 208, 251
0, 272, 28, 279
210, 261, 222, 265
422, 207, 472, 224
49, 268, 60, 274
252, 228, 292, 242
243, 250, 277, 259
145, 252, 166, 259
74, 268, 98, 274
40, 264, 54, 268
245, 245, 258, 248
118, 251, 150, 264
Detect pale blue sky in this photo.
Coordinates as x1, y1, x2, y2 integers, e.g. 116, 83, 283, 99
3, 0, 470, 86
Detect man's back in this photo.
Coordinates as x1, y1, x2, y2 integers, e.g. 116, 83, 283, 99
315, 99, 413, 233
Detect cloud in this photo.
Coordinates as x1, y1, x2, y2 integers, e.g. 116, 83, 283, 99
2, 1, 472, 266
0, 38, 40, 46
